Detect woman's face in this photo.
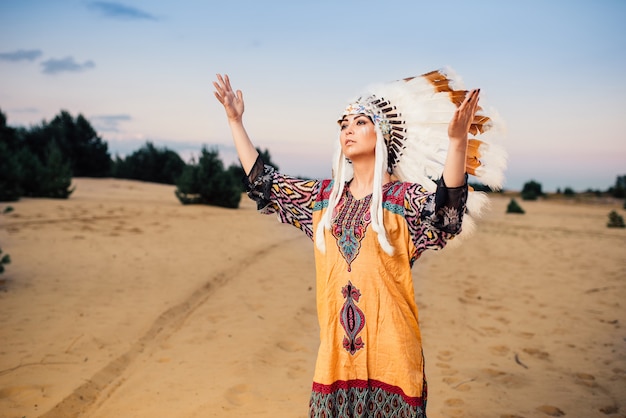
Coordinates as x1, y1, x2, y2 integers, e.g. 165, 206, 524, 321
339, 114, 377, 162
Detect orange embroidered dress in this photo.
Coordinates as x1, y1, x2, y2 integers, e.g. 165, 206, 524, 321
245, 156, 467, 418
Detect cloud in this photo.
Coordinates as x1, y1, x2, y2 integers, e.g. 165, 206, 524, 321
0, 49, 43, 62
41, 57, 95, 75
90, 114, 132, 132
88, 1, 157, 20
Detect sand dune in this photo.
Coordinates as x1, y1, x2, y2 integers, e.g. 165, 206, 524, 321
0, 178, 624, 417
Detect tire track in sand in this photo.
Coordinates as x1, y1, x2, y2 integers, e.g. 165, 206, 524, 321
39, 236, 302, 418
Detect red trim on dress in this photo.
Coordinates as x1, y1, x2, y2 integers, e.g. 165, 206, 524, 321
311, 379, 424, 408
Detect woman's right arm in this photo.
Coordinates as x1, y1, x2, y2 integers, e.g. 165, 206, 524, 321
213, 74, 258, 175
214, 74, 320, 239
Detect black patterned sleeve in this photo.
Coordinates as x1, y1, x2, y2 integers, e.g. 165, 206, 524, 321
244, 155, 320, 240
405, 176, 468, 255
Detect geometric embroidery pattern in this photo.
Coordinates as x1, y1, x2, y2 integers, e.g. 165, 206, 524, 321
331, 191, 371, 272
310, 379, 426, 418
246, 163, 319, 239
270, 176, 319, 238
340, 281, 365, 355
404, 181, 466, 264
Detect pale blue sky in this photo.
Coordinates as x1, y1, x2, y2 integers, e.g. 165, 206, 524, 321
1, 0, 625, 191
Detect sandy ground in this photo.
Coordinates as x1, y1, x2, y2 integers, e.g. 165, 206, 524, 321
0, 178, 624, 418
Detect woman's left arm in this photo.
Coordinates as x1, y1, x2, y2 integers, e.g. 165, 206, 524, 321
442, 89, 480, 187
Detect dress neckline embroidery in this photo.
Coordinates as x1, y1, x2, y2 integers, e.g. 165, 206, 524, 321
345, 181, 397, 201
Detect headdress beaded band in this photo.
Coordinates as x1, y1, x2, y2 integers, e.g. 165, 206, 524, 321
342, 96, 402, 173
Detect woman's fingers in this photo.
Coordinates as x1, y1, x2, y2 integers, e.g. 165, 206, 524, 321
460, 89, 480, 124
213, 74, 232, 95
469, 89, 480, 113
213, 73, 238, 106
215, 74, 228, 93
216, 74, 235, 95
213, 81, 223, 97
448, 88, 481, 140
213, 73, 244, 120
464, 89, 479, 107
223, 74, 233, 92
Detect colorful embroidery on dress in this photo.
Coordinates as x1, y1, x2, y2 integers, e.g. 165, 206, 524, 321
331, 192, 371, 272
383, 181, 406, 214
310, 379, 426, 418
246, 164, 319, 239
404, 181, 467, 264
340, 281, 365, 355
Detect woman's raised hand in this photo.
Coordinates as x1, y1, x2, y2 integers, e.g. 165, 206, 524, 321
213, 74, 244, 122
212, 74, 258, 173
447, 89, 480, 143
442, 88, 480, 187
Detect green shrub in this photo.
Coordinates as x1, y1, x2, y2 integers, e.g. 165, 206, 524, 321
0, 248, 9, 274
0, 207, 11, 275
41, 141, 75, 198
5, 140, 74, 199
0, 207, 11, 276
17, 141, 74, 198
469, 182, 494, 193
607, 210, 625, 228
175, 147, 242, 209
175, 162, 202, 204
15, 147, 45, 197
521, 180, 543, 201
228, 164, 246, 193
32, 110, 111, 177
563, 187, 575, 197
608, 175, 626, 199
112, 141, 185, 184
506, 198, 525, 214
0, 142, 22, 201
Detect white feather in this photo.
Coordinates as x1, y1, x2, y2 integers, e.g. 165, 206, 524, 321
333, 67, 507, 250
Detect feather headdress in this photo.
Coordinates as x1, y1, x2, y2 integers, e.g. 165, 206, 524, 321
315, 67, 507, 254
367, 67, 506, 190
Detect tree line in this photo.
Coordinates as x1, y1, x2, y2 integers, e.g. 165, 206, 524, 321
519, 177, 626, 201
1, 108, 623, 208
0, 109, 278, 208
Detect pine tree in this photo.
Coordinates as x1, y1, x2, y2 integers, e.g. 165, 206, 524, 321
41, 141, 75, 198
0, 142, 22, 201
506, 198, 525, 214
175, 147, 242, 208
521, 180, 544, 201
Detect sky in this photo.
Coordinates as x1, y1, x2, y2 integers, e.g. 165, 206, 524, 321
1, 0, 625, 192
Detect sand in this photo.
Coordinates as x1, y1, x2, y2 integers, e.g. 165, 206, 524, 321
0, 178, 624, 418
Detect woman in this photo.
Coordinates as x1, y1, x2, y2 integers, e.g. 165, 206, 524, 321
213, 70, 503, 417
